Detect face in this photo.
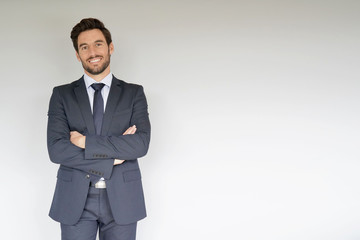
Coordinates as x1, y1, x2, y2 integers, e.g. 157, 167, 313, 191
76, 29, 114, 76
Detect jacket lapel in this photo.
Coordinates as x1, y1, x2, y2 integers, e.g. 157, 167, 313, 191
102, 76, 122, 135
73, 77, 96, 135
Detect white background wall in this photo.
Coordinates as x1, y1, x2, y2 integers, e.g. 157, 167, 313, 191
0, 0, 359, 239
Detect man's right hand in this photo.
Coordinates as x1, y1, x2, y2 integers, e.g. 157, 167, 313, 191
114, 125, 137, 165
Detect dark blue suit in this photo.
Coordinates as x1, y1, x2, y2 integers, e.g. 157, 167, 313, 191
47, 76, 150, 226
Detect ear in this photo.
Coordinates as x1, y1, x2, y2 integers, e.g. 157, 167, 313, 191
109, 42, 114, 55
75, 51, 81, 62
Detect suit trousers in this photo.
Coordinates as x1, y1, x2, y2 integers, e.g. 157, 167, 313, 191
61, 187, 137, 240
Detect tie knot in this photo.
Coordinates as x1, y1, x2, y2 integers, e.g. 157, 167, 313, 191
91, 83, 105, 91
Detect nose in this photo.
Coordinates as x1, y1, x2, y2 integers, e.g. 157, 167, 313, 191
88, 45, 96, 57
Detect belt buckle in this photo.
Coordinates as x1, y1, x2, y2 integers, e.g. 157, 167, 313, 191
94, 180, 106, 189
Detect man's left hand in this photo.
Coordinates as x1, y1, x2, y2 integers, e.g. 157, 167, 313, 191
70, 131, 86, 149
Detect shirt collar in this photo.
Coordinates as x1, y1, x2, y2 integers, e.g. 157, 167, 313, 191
83, 72, 113, 89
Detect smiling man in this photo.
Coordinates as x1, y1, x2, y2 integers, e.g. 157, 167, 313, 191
47, 18, 151, 240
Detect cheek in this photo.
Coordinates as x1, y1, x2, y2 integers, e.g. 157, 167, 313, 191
78, 54, 88, 62
76, 53, 82, 62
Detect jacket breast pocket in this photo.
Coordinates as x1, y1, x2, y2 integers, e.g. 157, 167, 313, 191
123, 169, 142, 182
57, 168, 73, 182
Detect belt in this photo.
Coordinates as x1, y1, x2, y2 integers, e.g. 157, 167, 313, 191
90, 179, 107, 189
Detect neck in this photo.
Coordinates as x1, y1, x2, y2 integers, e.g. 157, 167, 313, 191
85, 67, 111, 82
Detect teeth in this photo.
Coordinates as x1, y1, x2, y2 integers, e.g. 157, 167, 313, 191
90, 58, 101, 63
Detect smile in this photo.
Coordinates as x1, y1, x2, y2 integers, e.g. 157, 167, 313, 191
89, 57, 102, 63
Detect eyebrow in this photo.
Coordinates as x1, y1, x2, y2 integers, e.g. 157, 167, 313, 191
79, 43, 88, 48
79, 40, 105, 48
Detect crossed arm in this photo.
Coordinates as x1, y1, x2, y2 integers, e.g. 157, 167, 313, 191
70, 125, 137, 165
47, 85, 150, 179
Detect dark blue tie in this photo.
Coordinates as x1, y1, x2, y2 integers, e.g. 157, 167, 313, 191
91, 83, 105, 135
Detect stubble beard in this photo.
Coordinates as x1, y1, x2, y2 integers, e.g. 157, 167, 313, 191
81, 52, 111, 75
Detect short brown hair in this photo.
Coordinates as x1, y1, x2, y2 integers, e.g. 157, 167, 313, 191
70, 18, 112, 52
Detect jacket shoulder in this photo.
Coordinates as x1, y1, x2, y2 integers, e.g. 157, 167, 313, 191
112, 77, 144, 92
53, 78, 82, 92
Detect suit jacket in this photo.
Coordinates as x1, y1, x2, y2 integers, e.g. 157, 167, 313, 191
47, 75, 150, 225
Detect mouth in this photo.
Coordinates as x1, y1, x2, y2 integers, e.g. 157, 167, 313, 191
88, 57, 102, 64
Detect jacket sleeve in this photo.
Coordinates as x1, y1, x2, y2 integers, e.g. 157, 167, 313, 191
47, 87, 114, 179
84, 85, 151, 160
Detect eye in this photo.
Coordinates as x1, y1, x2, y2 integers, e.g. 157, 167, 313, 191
80, 46, 88, 51
96, 43, 103, 47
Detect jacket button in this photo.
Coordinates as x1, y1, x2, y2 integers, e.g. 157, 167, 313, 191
86, 174, 90, 179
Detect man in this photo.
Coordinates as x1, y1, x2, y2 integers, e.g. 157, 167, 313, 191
47, 18, 151, 240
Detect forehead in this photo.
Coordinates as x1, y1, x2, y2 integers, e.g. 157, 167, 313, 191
77, 29, 106, 45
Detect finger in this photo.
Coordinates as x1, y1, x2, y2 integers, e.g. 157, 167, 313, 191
123, 127, 132, 135
126, 126, 136, 135
130, 127, 137, 134
129, 127, 135, 134
114, 159, 125, 165
123, 125, 136, 135
130, 125, 136, 132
